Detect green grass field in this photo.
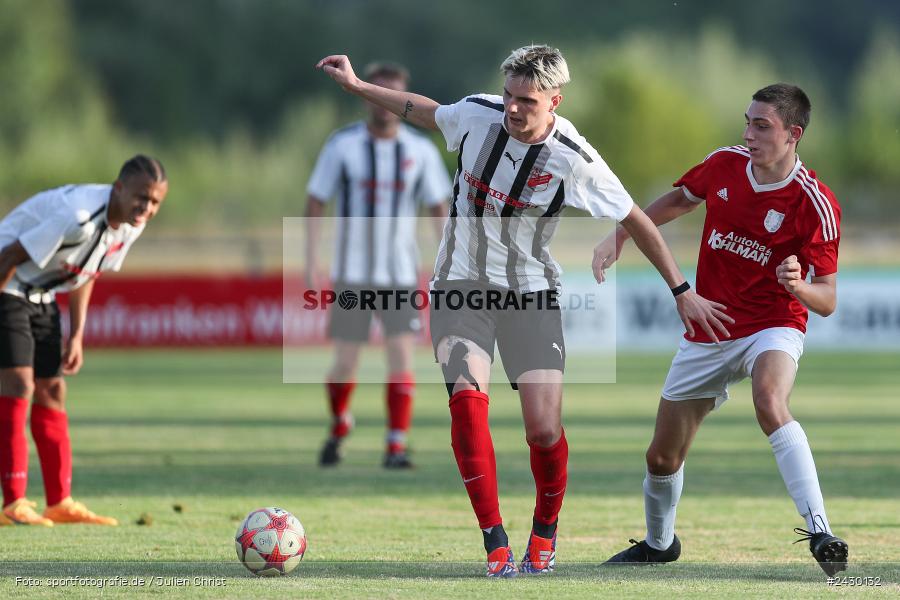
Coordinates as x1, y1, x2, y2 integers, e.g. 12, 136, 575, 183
0, 349, 898, 598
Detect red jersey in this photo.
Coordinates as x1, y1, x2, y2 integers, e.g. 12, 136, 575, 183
675, 146, 841, 343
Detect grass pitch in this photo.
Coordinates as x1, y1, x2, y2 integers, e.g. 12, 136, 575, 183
0, 349, 897, 598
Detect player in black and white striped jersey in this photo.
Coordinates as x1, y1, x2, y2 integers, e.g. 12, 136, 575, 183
432, 93, 635, 292
0, 155, 167, 527
317, 46, 731, 576
305, 62, 450, 471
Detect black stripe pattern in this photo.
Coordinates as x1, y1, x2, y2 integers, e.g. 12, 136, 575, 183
501, 144, 544, 288
553, 130, 593, 163
533, 181, 567, 289
365, 137, 376, 284
465, 97, 504, 112
335, 162, 350, 283
388, 140, 404, 287
22, 210, 109, 293
437, 133, 467, 281
469, 124, 509, 282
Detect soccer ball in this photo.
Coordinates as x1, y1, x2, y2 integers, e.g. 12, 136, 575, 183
235, 507, 307, 576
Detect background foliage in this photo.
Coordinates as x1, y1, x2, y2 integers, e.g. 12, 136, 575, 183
1, 0, 898, 228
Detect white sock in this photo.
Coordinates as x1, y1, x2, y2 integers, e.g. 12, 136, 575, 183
644, 464, 684, 551
768, 420, 831, 534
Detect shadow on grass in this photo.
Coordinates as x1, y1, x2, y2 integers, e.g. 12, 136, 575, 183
1, 561, 897, 583
64, 445, 900, 499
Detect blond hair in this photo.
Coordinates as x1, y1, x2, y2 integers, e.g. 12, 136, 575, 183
500, 45, 570, 91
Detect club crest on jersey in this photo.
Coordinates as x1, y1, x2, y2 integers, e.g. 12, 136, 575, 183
527, 168, 553, 191
764, 209, 785, 233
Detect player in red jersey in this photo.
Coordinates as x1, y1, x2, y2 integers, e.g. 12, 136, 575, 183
318, 46, 731, 578
597, 84, 848, 575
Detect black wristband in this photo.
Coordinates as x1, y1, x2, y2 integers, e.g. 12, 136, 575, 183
671, 281, 691, 297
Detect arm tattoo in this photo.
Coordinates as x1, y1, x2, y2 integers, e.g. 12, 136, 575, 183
402, 100, 413, 120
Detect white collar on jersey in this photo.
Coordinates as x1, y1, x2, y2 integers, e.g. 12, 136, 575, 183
745, 154, 802, 193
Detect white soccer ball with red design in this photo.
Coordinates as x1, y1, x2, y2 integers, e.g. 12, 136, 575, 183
235, 507, 307, 576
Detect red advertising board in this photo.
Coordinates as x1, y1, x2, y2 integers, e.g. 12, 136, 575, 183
56, 275, 433, 348
58, 275, 296, 347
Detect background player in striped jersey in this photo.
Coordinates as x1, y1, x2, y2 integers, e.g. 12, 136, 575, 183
317, 46, 731, 577
597, 84, 848, 575
0, 155, 167, 526
305, 62, 450, 469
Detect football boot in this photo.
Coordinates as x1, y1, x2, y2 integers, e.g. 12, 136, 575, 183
793, 527, 848, 576
604, 534, 681, 565
44, 497, 118, 525
519, 529, 556, 574
1, 498, 54, 527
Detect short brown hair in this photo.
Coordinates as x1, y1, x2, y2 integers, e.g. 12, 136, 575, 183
752, 84, 811, 131
363, 61, 409, 84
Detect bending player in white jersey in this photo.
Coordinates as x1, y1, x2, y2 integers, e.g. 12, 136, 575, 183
0, 156, 168, 527
317, 45, 731, 577
596, 84, 848, 576
305, 62, 449, 469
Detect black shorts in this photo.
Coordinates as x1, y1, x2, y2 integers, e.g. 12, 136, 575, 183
0, 294, 63, 378
327, 286, 423, 343
428, 280, 565, 386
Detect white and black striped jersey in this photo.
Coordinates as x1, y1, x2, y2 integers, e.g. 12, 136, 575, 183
307, 121, 451, 288
432, 94, 634, 293
0, 184, 144, 303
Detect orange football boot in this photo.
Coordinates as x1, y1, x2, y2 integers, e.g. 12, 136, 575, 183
44, 497, 118, 526
1, 498, 54, 527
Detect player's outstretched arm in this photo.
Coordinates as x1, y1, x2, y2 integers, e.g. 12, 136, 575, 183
316, 55, 439, 130
776, 255, 837, 316
593, 188, 699, 282
617, 204, 733, 342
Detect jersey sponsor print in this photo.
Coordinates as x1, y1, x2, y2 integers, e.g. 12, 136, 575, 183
677, 146, 841, 342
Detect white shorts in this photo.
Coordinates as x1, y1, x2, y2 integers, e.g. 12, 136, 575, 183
661, 327, 805, 409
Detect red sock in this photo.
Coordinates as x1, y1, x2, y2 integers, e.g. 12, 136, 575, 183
326, 380, 355, 438
449, 389, 501, 529
530, 429, 568, 526
0, 396, 29, 506
386, 372, 414, 453
30, 404, 72, 507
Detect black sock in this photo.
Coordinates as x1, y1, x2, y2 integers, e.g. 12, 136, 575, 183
482, 524, 508, 553
532, 517, 557, 539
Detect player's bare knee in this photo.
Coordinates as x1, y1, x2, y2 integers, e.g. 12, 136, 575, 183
329, 367, 356, 382
525, 427, 560, 448
1, 373, 34, 400
328, 359, 359, 382
645, 447, 682, 475
34, 378, 66, 409
753, 393, 790, 431
754, 406, 792, 436
752, 388, 783, 409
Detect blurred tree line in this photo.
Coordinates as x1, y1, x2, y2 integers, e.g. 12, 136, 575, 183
1, 0, 898, 229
